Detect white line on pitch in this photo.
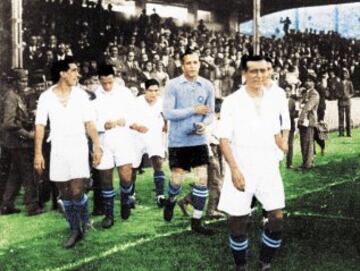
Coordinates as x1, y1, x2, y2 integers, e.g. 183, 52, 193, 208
44, 178, 357, 271
286, 178, 356, 201
43, 228, 189, 271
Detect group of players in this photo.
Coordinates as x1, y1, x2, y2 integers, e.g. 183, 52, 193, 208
26, 48, 294, 270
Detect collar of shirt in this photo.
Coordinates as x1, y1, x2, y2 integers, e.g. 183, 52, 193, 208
179, 74, 202, 86
98, 87, 115, 96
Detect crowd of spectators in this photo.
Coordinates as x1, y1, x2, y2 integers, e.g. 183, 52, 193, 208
22, 0, 360, 98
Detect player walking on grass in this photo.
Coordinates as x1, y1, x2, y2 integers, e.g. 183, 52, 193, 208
218, 55, 285, 270
162, 48, 215, 235
92, 64, 147, 229
132, 79, 168, 207
34, 58, 102, 248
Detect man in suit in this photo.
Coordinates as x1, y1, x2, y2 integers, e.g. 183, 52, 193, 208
298, 73, 320, 170
337, 69, 354, 137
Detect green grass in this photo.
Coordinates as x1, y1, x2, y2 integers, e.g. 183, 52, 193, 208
0, 130, 359, 271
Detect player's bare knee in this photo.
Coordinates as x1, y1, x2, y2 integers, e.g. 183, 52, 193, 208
228, 215, 249, 236
193, 165, 208, 186
151, 156, 163, 171
267, 210, 284, 232
119, 164, 133, 183
99, 169, 113, 189
170, 169, 186, 186
72, 188, 83, 201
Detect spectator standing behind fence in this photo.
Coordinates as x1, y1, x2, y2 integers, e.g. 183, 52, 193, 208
314, 73, 328, 155
337, 69, 354, 137
219, 58, 235, 97
104, 45, 124, 74
298, 73, 320, 170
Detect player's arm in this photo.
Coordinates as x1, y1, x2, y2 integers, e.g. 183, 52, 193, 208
275, 132, 288, 154
220, 138, 245, 192
34, 124, 46, 175
201, 83, 215, 126
85, 121, 102, 167
163, 82, 206, 121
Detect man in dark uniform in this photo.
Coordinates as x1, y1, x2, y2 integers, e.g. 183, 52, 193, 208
0, 73, 11, 206
0, 68, 44, 215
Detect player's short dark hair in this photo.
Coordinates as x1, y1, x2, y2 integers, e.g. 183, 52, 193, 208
180, 47, 198, 63
264, 56, 273, 66
241, 54, 266, 71
97, 63, 115, 77
50, 56, 76, 83
145, 79, 159, 89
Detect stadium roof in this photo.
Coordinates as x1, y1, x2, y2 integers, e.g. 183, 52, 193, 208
164, 0, 360, 22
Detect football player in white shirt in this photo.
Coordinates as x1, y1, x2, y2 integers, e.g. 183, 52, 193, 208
93, 64, 147, 229
217, 55, 285, 271
34, 58, 102, 248
132, 79, 167, 207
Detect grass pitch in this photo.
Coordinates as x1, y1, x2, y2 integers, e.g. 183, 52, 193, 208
0, 130, 359, 271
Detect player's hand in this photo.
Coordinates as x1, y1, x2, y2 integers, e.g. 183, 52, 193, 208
195, 123, 206, 135
231, 167, 245, 192
279, 140, 289, 154
104, 120, 116, 130
193, 105, 210, 115
135, 125, 148, 133
92, 146, 102, 167
34, 153, 45, 175
162, 123, 168, 133
116, 118, 126, 127
130, 123, 148, 133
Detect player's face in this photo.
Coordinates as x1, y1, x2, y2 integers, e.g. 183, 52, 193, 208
144, 84, 159, 104
16, 76, 29, 92
33, 82, 46, 93
181, 53, 200, 81
304, 79, 315, 89
244, 60, 268, 89
99, 75, 115, 92
62, 63, 79, 87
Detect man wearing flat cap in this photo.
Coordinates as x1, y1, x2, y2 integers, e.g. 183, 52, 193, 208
1, 68, 44, 216
298, 73, 320, 170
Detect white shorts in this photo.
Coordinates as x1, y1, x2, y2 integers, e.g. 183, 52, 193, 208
218, 159, 285, 216
96, 129, 136, 170
132, 132, 165, 168
50, 137, 90, 182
